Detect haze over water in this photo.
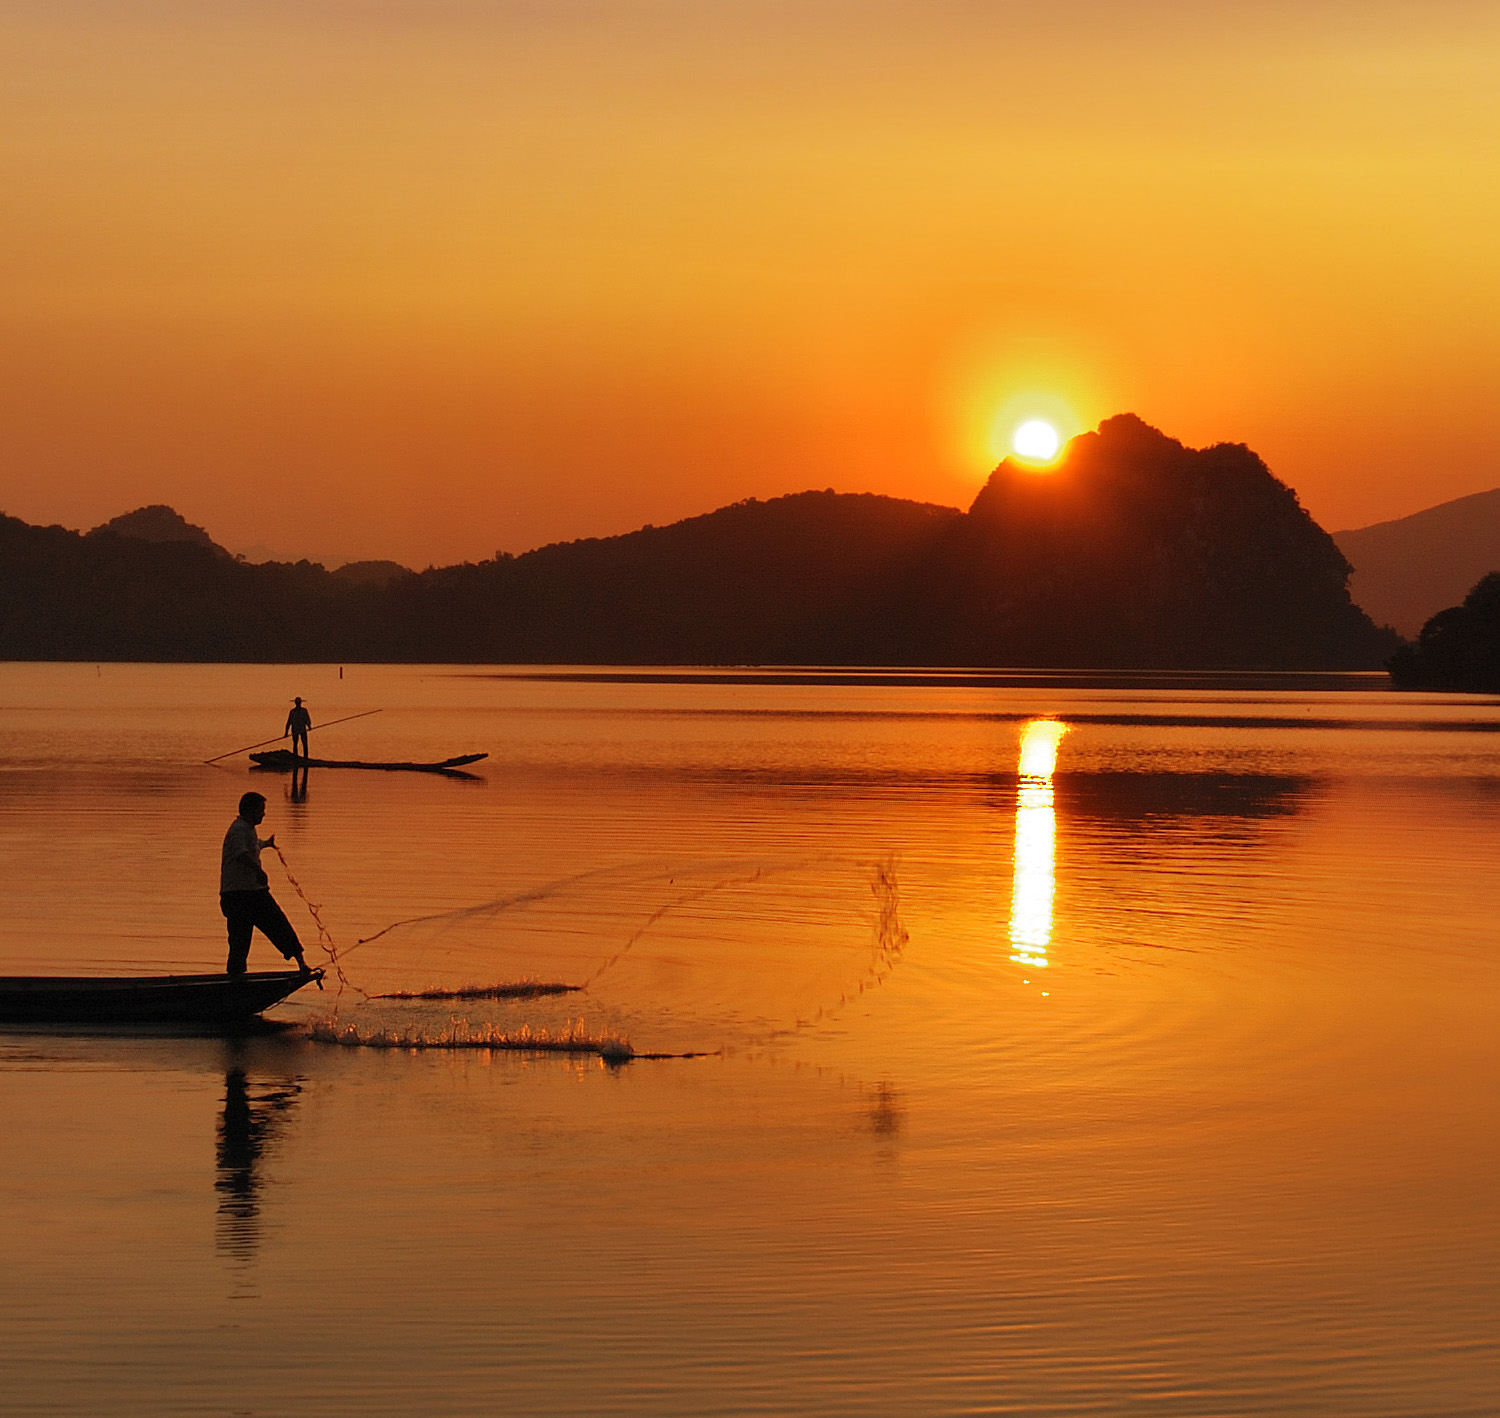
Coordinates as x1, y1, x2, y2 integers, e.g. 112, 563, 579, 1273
3, 662, 1499, 1416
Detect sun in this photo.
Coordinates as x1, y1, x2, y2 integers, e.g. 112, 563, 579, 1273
970, 383, 1087, 472
1012, 419, 1060, 463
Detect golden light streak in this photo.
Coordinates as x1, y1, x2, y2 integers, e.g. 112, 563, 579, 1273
1009, 719, 1066, 973
1017, 718, 1065, 780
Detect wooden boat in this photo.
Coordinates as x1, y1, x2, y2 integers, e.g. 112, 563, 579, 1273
249, 750, 487, 776
0, 969, 323, 1025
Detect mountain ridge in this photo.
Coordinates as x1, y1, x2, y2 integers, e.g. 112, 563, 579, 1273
1333, 486, 1500, 636
87, 504, 231, 557
0, 416, 1394, 668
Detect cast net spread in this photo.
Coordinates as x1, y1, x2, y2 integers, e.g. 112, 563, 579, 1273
271, 848, 907, 1061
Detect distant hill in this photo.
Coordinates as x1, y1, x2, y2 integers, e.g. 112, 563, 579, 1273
88, 504, 230, 557
0, 495, 962, 663
1388, 572, 1500, 692
405, 490, 963, 664
331, 559, 413, 588
1333, 488, 1500, 637
0, 416, 1396, 667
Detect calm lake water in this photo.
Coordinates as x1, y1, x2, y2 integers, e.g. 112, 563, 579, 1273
3, 662, 1499, 1417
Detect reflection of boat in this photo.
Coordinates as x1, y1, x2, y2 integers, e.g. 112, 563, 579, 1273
250, 750, 487, 776
0, 970, 322, 1025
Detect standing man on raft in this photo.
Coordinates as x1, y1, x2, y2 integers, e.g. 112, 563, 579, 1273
220, 791, 312, 976
284, 697, 312, 760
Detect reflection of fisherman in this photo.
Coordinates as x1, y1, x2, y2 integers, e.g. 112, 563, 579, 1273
219, 791, 310, 976
216, 1063, 303, 1262
284, 698, 312, 760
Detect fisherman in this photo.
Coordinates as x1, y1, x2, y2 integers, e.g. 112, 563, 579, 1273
220, 791, 311, 977
284, 697, 312, 760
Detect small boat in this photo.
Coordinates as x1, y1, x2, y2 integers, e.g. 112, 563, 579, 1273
0, 969, 323, 1025
249, 750, 487, 776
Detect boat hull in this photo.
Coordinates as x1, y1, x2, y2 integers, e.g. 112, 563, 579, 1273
0, 970, 321, 1025
249, 750, 487, 774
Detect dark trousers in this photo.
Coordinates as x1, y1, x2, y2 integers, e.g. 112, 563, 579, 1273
220, 890, 303, 974
291, 731, 308, 758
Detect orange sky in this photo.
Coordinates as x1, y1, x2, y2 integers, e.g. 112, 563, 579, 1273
3, 1, 1498, 567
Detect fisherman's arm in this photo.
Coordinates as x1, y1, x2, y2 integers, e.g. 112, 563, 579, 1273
231, 845, 270, 885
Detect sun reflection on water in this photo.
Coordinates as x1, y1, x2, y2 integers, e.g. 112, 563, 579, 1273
1009, 719, 1066, 975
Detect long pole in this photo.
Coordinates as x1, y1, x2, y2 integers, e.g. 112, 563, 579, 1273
203, 708, 384, 765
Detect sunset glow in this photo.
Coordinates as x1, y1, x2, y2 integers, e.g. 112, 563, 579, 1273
1, 3, 1497, 566
975, 386, 1089, 476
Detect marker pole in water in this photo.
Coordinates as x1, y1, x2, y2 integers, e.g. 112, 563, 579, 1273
202, 707, 384, 764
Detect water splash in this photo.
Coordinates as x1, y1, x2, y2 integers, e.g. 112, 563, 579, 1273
309, 1017, 637, 1063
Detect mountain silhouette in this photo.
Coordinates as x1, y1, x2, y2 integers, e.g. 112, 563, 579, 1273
330, 559, 413, 588
1333, 487, 1500, 637
902, 414, 1385, 667
0, 416, 1395, 667
398, 490, 962, 663
87, 504, 231, 557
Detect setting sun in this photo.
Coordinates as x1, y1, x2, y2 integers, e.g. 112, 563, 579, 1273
1013, 420, 1060, 463
969, 383, 1089, 474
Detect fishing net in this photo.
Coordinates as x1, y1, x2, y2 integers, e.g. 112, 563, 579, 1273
271, 848, 907, 1059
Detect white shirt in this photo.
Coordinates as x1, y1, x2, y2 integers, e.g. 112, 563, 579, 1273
220, 816, 266, 893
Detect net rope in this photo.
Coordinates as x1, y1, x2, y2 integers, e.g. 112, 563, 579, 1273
269, 844, 369, 1001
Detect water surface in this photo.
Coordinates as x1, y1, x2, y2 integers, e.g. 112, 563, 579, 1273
2, 663, 1498, 1416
